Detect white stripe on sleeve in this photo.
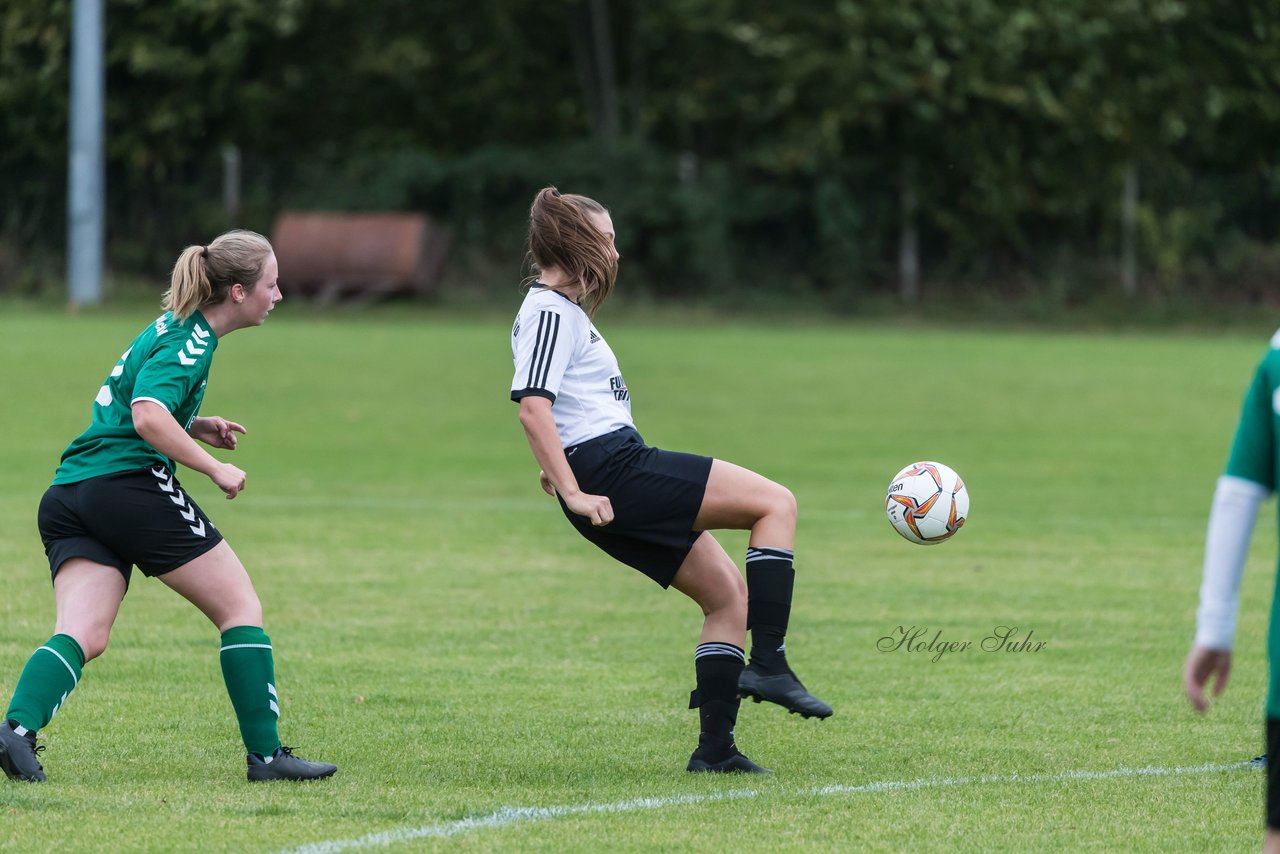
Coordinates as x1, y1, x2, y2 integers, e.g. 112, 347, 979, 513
130, 396, 171, 412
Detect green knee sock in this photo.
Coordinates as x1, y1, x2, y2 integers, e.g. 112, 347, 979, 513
219, 626, 282, 757
5, 634, 85, 732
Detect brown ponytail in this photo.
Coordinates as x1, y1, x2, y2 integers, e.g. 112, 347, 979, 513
164, 229, 273, 321
525, 186, 617, 316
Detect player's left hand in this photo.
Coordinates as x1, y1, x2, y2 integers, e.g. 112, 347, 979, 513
192, 416, 247, 450
538, 470, 555, 496
1183, 644, 1232, 713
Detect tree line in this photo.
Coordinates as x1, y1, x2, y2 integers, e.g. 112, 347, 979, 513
1, 0, 1277, 305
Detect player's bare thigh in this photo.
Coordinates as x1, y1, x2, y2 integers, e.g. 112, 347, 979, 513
53, 558, 127, 661
693, 459, 796, 548
159, 540, 263, 631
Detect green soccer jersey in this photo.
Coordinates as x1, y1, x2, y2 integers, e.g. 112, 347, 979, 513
1224, 335, 1280, 491
52, 311, 219, 484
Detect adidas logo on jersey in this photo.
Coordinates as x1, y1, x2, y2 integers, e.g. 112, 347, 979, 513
589, 330, 601, 343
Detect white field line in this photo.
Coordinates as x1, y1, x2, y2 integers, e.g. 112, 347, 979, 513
278, 761, 1249, 854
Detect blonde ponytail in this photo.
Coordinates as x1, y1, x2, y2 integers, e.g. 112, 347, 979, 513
164, 246, 213, 321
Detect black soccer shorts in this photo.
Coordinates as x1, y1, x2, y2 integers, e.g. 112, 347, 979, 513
558, 426, 713, 588
38, 465, 224, 586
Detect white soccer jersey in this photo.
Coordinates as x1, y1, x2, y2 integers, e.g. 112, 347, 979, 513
510, 285, 634, 447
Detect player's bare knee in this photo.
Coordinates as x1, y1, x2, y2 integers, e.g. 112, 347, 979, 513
76, 628, 111, 662
53, 615, 112, 660
237, 604, 264, 630
685, 566, 746, 620
781, 486, 798, 519
768, 484, 797, 527
219, 597, 263, 632
717, 573, 747, 620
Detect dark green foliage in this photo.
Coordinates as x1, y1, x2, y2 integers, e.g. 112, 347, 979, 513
0, 0, 1276, 302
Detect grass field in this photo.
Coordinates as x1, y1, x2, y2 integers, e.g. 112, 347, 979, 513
0, 302, 1276, 851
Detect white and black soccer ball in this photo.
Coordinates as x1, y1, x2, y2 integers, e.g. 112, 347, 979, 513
885, 461, 969, 545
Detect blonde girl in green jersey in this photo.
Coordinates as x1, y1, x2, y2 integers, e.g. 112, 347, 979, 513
0, 230, 335, 784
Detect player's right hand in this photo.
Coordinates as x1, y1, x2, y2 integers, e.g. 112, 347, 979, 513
563, 491, 613, 527
211, 462, 247, 499
1183, 644, 1232, 712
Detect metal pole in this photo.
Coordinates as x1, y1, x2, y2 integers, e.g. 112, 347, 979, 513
222, 144, 241, 227
1120, 162, 1139, 297
899, 157, 919, 303
67, 0, 105, 308
587, 0, 618, 146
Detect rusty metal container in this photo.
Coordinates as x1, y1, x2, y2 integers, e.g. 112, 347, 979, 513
270, 212, 449, 301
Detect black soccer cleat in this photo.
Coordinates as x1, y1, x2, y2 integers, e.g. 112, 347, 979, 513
687, 745, 772, 774
0, 721, 46, 782
246, 746, 337, 782
738, 664, 833, 719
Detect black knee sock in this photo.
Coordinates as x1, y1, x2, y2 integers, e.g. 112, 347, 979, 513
745, 547, 795, 673
689, 643, 745, 758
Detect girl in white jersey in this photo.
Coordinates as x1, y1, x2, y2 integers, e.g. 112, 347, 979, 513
511, 187, 831, 774
0, 231, 335, 785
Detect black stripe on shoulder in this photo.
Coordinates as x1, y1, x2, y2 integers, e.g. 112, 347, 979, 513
527, 309, 561, 391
